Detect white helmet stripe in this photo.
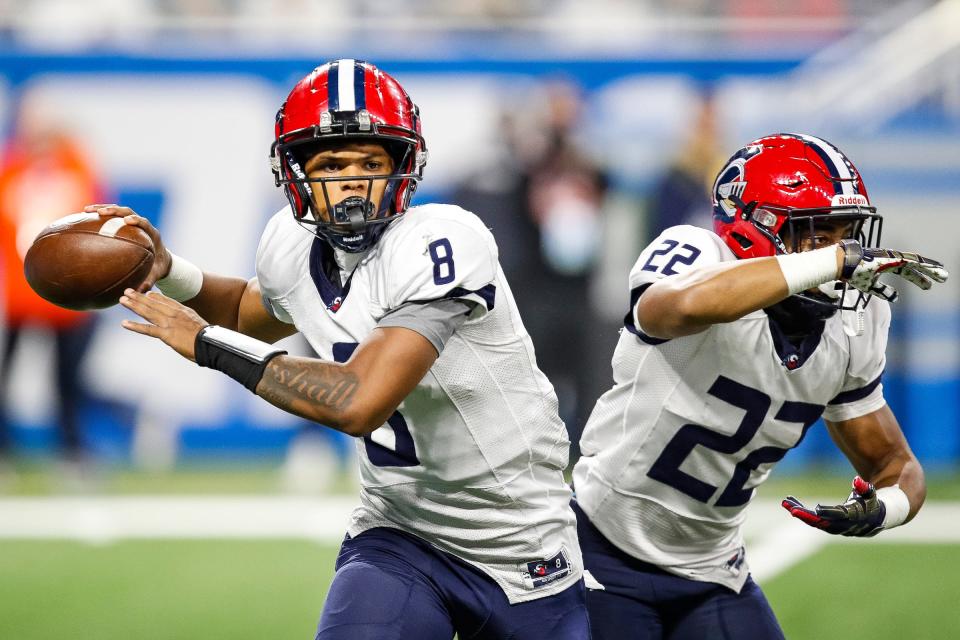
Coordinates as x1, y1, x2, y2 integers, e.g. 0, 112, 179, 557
796, 133, 856, 195
333, 58, 357, 111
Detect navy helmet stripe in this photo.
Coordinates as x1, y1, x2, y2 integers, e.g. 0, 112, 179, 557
797, 133, 856, 195
328, 60, 340, 111
353, 62, 366, 110
804, 140, 843, 194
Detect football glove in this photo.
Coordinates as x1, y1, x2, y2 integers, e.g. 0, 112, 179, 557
782, 476, 886, 537
839, 239, 949, 303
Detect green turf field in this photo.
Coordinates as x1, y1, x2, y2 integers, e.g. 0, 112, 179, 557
2, 539, 958, 639
3, 466, 959, 638
0, 540, 338, 640
765, 544, 959, 640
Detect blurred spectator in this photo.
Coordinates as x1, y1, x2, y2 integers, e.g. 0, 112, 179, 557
454, 79, 609, 444
647, 90, 725, 238
0, 95, 106, 475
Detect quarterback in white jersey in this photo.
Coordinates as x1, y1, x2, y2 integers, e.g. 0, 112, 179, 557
573, 134, 947, 640
92, 60, 589, 640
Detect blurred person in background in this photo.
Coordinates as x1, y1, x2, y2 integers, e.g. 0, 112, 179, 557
454, 79, 609, 446
89, 59, 589, 639
572, 133, 947, 638
0, 95, 105, 479
646, 90, 725, 238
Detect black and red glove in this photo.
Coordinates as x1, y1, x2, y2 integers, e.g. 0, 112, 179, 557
782, 476, 886, 537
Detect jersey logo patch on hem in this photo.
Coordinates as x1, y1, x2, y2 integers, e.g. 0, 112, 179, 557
520, 547, 571, 589
725, 546, 746, 576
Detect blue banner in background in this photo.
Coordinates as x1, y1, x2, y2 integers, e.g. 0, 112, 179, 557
1, 49, 956, 470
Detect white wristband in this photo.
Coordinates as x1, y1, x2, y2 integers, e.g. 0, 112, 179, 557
156, 252, 203, 302
775, 245, 841, 295
877, 485, 911, 529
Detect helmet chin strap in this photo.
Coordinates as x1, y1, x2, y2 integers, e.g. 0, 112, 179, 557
816, 280, 843, 300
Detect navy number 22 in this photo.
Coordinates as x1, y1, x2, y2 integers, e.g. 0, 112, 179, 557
332, 342, 420, 467
646, 376, 822, 507
641, 239, 701, 275
429, 238, 456, 285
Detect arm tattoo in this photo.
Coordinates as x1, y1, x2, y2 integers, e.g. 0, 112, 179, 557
256, 357, 359, 423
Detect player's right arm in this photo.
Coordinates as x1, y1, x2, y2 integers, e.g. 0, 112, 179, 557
636, 233, 843, 340
85, 204, 296, 343
636, 228, 946, 340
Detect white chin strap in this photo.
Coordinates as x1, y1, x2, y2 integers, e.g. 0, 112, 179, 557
817, 280, 843, 300
815, 281, 865, 337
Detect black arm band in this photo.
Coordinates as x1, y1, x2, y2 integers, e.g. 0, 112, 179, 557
194, 325, 287, 393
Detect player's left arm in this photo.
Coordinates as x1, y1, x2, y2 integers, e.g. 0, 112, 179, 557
254, 327, 437, 436
118, 286, 437, 436
782, 404, 923, 536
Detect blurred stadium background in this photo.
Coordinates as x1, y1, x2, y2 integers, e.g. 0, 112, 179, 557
0, 1, 958, 638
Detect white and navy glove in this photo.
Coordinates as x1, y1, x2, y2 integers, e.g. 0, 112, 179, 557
839, 239, 948, 303
782, 476, 894, 537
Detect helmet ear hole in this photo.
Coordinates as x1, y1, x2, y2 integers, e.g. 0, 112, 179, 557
731, 232, 753, 251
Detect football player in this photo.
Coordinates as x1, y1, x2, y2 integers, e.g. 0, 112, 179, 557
88, 60, 589, 639
571, 133, 948, 639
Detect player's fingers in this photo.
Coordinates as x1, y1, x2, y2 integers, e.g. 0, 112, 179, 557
894, 266, 932, 290
875, 259, 906, 274
120, 214, 151, 228
812, 503, 848, 520
142, 290, 189, 314
781, 496, 805, 511
852, 476, 874, 496
119, 290, 167, 322
783, 503, 829, 529
868, 281, 899, 302
83, 203, 118, 212
120, 318, 162, 338
917, 263, 949, 283
124, 291, 184, 322
95, 205, 132, 217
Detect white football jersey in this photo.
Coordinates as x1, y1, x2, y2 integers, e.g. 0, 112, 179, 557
573, 225, 889, 592
256, 203, 581, 603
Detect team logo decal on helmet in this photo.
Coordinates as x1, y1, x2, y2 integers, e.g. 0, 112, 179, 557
714, 144, 763, 221
712, 133, 884, 314
271, 58, 428, 252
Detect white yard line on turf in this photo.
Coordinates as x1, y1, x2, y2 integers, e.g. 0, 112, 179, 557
0, 498, 957, 581
0, 495, 358, 543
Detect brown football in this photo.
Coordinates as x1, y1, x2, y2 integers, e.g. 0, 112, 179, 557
23, 212, 155, 310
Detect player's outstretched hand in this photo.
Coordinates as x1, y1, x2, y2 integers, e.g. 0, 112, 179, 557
840, 240, 949, 303
119, 288, 209, 361
782, 476, 886, 537
84, 204, 173, 292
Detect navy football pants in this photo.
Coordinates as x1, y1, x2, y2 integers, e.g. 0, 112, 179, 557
574, 501, 784, 640
316, 527, 591, 640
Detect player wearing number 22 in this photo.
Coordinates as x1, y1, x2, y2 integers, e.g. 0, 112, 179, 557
96, 60, 589, 639
572, 133, 948, 639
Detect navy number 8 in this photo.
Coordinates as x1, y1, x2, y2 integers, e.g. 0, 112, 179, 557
429, 238, 456, 285
332, 342, 420, 467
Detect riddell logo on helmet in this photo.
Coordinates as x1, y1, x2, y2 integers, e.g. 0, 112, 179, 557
832, 194, 868, 207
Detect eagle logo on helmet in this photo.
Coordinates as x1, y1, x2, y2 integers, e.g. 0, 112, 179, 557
713, 144, 763, 221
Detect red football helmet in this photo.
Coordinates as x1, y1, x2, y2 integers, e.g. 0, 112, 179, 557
712, 133, 881, 260
271, 59, 428, 252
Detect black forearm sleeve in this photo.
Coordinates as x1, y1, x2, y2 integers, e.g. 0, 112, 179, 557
194, 325, 287, 392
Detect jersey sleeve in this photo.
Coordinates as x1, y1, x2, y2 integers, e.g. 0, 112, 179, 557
821, 300, 891, 422
382, 212, 498, 320
625, 225, 732, 343
254, 208, 300, 325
